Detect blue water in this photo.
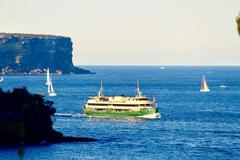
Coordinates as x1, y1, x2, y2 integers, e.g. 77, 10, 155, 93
0, 66, 240, 160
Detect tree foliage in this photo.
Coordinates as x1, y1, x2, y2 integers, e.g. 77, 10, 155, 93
237, 15, 240, 36
0, 87, 62, 146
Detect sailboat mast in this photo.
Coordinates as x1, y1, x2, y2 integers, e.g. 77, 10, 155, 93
46, 68, 50, 85
98, 80, 103, 97
201, 75, 205, 89
136, 80, 142, 97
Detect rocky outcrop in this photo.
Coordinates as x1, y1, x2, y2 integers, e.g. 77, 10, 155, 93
0, 87, 96, 147
0, 33, 90, 74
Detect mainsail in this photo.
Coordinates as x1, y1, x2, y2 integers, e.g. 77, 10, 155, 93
0, 77, 4, 82
200, 75, 210, 92
136, 80, 143, 97
46, 68, 51, 85
98, 80, 103, 97
46, 68, 56, 96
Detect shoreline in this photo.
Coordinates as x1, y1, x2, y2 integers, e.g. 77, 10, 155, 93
0, 136, 96, 148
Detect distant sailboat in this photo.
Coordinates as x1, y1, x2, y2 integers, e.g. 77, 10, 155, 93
220, 85, 227, 89
46, 68, 56, 96
46, 68, 51, 85
0, 77, 4, 82
200, 75, 210, 92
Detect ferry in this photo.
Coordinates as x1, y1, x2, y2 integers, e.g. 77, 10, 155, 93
83, 81, 160, 119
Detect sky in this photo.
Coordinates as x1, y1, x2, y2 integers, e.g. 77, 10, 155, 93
0, 0, 240, 66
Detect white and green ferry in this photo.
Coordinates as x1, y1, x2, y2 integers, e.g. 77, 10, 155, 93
83, 81, 160, 119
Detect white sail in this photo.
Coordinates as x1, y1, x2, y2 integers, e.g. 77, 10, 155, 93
49, 85, 56, 96
46, 68, 51, 85
47, 81, 51, 93
98, 80, 103, 97
48, 79, 57, 96
50, 81, 55, 93
46, 68, 56, 96
136, 80, 143, 97
200, 75, 210, 92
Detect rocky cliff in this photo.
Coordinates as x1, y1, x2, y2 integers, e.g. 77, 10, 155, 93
0, 33, 90, 74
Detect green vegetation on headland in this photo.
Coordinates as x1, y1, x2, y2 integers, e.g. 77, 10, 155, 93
0, 87, 95, 147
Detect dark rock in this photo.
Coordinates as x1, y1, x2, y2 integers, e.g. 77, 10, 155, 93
0, 33, 91, 74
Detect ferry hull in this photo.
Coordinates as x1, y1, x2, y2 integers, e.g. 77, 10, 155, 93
84, 108, 159, 119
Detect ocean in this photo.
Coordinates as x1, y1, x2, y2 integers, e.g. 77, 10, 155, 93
0, 66, 240, 160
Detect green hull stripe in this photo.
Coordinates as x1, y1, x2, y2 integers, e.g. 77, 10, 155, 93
84, 108, 157, 118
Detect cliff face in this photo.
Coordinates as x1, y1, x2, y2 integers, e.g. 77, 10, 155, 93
0, 33, 90, 74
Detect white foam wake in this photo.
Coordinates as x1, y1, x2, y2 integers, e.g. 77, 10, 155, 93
54, 113, 86, 118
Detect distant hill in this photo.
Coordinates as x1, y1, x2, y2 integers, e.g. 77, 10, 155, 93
0, 33, 91, 74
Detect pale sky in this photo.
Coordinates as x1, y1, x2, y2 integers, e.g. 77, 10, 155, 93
1, 0, 240, 65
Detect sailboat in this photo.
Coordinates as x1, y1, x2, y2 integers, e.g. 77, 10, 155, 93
0, 77, 4, 82
46, 68, 51, 85
220, 84, 227, 89
46, 68, 57, 96
200, 74, 210, 92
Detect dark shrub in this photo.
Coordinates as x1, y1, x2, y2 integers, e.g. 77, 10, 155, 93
0, 87, 62, 146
